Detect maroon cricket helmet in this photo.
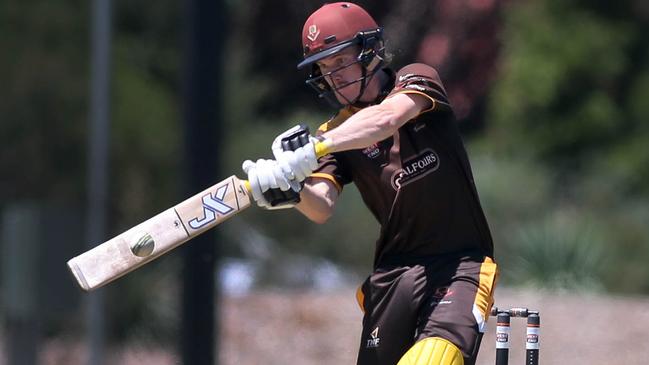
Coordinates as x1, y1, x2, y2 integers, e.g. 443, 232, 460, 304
298, 2, 379, 69
297, 2, 387, 107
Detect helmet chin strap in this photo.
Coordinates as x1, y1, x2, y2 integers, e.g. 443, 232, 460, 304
335, 65, 382, 107
351, 66, 369, 105
308, 51, 386, 108
332, 66, 367, 106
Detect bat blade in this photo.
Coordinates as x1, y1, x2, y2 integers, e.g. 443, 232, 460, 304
67, 175, 251, 291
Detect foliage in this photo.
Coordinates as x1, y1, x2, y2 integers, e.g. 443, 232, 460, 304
484, 0, 649, 292
489, 0, 649, 189
0, 0, 89, 203
503, 211, 610, 291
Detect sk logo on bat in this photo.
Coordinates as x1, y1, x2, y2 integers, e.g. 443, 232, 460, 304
188, 184, 234, 229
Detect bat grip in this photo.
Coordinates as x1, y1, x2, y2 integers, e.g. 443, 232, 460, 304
242, 126, 332, 194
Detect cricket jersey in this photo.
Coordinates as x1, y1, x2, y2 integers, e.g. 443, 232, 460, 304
311, 63, 494, 267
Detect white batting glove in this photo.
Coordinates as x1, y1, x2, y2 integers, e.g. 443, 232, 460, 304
271, 125, 319, 182
242, 159, 301, 209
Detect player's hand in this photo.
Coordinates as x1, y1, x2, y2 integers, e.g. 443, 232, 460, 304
271, 125, 319, 182
242, 159, 301, 209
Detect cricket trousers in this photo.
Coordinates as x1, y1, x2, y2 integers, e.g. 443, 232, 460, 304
355, 251, 498, 365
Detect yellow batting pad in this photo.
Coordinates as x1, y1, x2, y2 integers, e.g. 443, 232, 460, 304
397, 337, 464, 365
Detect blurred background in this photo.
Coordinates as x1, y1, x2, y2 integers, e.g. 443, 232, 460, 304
2, 0, 649, 364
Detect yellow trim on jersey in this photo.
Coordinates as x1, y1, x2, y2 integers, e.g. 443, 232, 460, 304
317, 121, 333, 134
387, 89, 438, 116
308, 173, 343, 193
474, 257, 498, 323
317, 106, 362, 134
397, 337, 464, 365
355, 284, 365, 313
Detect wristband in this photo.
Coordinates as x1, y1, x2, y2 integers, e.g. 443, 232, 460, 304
314, 136, 334, 157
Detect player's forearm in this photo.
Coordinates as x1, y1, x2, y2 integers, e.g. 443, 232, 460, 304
295, 180, 338, 224
321, 93, 423, 153
321, 104, 402, 152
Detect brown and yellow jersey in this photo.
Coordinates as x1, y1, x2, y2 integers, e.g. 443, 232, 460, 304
310, 63, 493, 267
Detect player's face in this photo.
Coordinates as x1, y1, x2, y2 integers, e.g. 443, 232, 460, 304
317, 47, 363, 105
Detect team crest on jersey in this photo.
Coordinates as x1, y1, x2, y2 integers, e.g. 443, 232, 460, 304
391, 149, 440, 190
362, 143, 381, 159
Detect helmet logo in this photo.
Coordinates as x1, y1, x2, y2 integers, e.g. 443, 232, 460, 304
307, 24, 320, 42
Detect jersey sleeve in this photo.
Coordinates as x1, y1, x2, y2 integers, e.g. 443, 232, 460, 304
386, 63, 451, 115
310, 153, 351, 193
308, 116, 354, 193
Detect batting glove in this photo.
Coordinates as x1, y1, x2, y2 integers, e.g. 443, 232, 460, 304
242, 159, 301, 209
271, 125, 320, 182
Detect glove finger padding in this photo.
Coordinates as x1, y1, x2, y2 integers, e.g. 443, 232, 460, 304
242, 160, 270, 208
256, 159, 274, 191
281, 150, 307, 182
277, 157, 296, 181
242, 158, 300, 209
272, 163, 291, 191
272, 125, 319, 183
292, 148, 309, 181
305, 143, 319, 170
241, 159, 255, 174
271, 125, 305, 153
260, 158, 292, 191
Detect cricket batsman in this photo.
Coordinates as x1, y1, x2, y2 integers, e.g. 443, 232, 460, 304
242, 3, 498, 364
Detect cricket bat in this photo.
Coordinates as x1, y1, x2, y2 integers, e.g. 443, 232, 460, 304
67, 132, 332, 291
67, 176, 252, 291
